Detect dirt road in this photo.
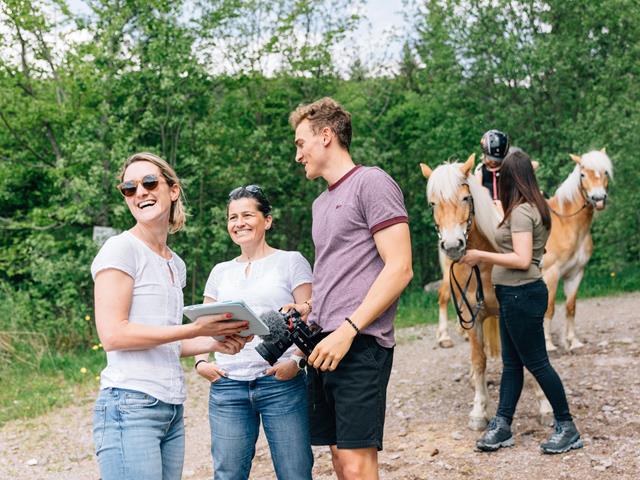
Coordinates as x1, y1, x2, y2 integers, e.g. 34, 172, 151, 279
1, 293, 638, 479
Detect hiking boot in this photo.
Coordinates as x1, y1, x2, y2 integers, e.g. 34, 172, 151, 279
540, 420, 583, 454
475, 416, 514, 452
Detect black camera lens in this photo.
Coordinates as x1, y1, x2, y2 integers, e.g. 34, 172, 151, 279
256, 336, 294, 366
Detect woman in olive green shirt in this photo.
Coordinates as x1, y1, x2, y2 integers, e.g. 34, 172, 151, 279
460, 149, 582, 455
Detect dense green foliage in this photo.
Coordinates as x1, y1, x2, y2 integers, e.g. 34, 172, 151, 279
1, 0, 639, 363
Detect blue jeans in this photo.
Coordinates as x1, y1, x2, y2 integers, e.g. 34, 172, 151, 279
495, 279, 572, 423
208, 372, 313, 480
93, 388, 185, 480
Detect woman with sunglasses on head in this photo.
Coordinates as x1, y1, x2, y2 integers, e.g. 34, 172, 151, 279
194, 185, 314, 480
460, 149, 582, 454
91, 152, 250, 480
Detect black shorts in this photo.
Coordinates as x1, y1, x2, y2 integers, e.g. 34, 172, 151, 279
307, 333, 394, 450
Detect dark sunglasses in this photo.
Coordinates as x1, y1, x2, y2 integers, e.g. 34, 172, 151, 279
228, 184, 263, 198
118, 174, 163, 197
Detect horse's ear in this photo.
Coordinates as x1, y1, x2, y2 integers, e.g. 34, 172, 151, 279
460, 153, 475, 176
420, 163, 433, 178
600, 147, 607, 154
570, 154, 582, 165
531, 160, 540, 171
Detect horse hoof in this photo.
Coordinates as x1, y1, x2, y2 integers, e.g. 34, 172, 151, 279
546, 341, 557, 352
438, 338, 454, 348
569, 339, 584, 350
468, 417, 488, 431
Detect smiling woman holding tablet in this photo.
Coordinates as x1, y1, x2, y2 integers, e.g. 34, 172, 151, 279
194, 185, 314, 480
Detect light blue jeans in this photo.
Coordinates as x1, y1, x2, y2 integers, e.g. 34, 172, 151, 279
93, 388, 184, 480
208, 372, 313, 480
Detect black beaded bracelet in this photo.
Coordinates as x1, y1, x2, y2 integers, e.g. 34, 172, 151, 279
345, 317, 360, 334
194, 359, 208, 370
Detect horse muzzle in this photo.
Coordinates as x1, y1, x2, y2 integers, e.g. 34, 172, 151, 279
588, 192, 607, 210
440, 239, 466, 261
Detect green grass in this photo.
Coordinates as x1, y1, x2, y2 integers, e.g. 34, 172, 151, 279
1, 264, 637, 426
396, 290, 442, 329
0, 348, 107, 427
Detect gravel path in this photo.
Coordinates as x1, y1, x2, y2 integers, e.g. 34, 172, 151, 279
1, 293, 639, 479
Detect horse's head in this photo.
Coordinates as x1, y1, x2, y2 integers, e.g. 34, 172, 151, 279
420, 154, 476, 261
570, 149, 613, 211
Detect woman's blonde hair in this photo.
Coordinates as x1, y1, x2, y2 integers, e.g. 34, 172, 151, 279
119, 152, 186, 233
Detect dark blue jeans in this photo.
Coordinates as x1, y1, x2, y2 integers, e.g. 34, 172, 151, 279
495, 279, 572, 424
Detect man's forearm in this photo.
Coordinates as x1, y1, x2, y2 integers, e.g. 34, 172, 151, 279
349, 260, 413, 330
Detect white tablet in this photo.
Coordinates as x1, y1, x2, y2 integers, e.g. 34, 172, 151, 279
183, 301, 269, 340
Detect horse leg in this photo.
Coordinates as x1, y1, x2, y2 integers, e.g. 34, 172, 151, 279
468, 323, 489, 430
543, 267, 560, 351
437, 281, 454, 348
563, 269, 585, 351
527, 372, 554, 426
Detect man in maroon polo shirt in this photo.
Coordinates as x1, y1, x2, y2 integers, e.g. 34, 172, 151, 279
289, 97, 413, 479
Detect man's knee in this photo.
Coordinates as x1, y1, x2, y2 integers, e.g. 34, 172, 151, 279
332, 447, 378, 480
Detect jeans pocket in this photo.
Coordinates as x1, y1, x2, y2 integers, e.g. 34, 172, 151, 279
121, 391, 160, 409
92, 404, 107, 453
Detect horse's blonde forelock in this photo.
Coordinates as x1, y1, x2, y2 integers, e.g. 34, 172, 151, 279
581, 150, 613, 178
426, 162, 465, 202
426, 162, 499, 250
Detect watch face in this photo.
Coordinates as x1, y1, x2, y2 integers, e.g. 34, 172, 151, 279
299, 358, 307, 369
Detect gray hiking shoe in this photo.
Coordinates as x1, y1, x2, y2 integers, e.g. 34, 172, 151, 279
540, 420, 583, 454
475, 416, 514, 452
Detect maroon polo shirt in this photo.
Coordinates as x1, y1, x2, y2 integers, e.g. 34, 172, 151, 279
309, 165, 408, 347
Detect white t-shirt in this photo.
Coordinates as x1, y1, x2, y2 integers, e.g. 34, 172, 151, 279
91, 231, 187, 404
203, 250, 312, 381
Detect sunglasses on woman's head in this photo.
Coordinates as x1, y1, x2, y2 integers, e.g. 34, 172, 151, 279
228, 184, 263, 198
118, 174, 162, 197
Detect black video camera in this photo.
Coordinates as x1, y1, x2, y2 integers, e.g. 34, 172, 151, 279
256, 309, 323, 366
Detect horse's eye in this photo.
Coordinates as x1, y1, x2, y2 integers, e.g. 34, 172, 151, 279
429, 201, 436, 207
462, 196, 471, 202
580, 172, 586, 178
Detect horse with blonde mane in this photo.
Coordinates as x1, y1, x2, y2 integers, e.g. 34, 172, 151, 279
542, 149, 613, 351
421, 154, 553, 429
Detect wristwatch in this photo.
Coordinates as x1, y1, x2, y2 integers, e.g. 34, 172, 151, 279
290, 354, 307, 370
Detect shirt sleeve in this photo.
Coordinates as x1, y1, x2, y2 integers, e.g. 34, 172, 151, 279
90, 235, 136, 281
288, 251, 313, 291
510, 204, 535, 233
203, 264, 221, 300
359, 168, 409, 234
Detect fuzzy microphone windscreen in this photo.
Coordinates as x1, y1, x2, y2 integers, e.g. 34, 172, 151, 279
259, 310, 289, 342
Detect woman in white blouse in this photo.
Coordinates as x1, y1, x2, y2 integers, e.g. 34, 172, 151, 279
91, 152, 249, 480
194, 185, 314, 480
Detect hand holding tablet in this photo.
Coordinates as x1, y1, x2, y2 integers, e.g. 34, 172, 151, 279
183, 301, 270, 340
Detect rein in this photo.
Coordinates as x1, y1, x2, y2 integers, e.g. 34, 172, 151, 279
449, 261, 485, 330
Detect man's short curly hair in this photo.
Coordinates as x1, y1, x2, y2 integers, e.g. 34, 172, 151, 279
289, 97, 352, 151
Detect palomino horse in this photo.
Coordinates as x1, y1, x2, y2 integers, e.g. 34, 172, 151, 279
543, 150, 613, 351
420, 154, 553, 429
434, 155, 539, 348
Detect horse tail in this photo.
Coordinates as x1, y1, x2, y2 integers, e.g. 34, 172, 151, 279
483, 315, 501, 358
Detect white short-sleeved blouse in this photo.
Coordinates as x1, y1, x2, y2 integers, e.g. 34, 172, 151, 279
91, 230, 187, 404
